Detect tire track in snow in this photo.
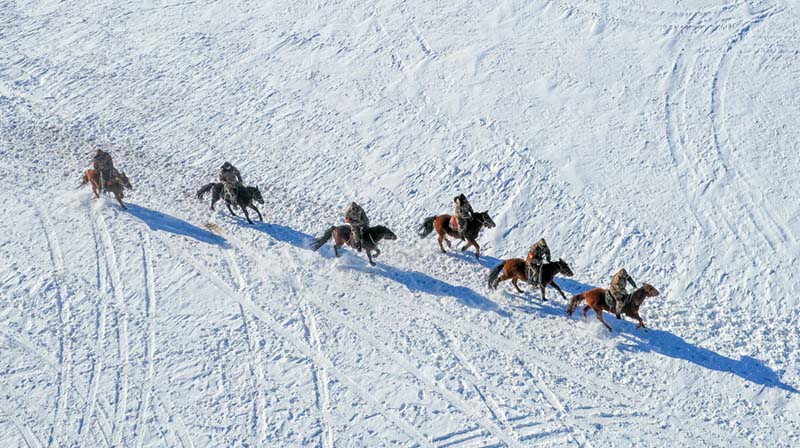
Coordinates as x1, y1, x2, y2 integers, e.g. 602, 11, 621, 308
36, 206, 73, 448
223, 250, 268, 447
148, 231, 434, 447
78, 209, 112, 447
134, 231, 157, 448
95, 211, 130, 447
230, 241, 520, 448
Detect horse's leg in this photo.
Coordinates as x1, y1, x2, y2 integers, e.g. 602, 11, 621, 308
631, 311, 647, 331
115, 192, 126, 210
582, 305, 590, 320
511, 278, 525, 294
226, 202, 238, 217
241, 205, 253, 224
596, 309, 613, 332
466, 238, 480, 258
373, 248, 381, 258
366, 249, 376, 266
539, 285, 548, 302
550, 281, 568, 302
437, 234, 447, 253
251, 205, 263, 222
334, 244, 341, 257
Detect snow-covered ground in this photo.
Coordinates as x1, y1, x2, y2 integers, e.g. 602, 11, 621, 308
1, 0, 799, 446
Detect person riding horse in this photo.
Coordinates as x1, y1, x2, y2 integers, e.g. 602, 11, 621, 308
219, 162, 243, 203
453, 194, 474, 241
92, 149, 120, 191
526, 238, 551, 287
608, 268, 637, 319
345, 202, 369, 252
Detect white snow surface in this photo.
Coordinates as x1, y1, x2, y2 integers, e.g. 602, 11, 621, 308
1, 0, 800, 446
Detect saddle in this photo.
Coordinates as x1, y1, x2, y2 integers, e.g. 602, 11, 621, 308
449, 216, 459, 231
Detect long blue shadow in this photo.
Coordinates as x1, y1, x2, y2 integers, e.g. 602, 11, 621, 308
252, 222, 315, 249
619, 327, 798, 393
126, 204, 229, 247
343, 261, 511, 318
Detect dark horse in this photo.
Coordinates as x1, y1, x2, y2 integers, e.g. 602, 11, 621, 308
487, 258, 574, 302
310, 225, 397, 266
567, 284, 660, 332
197, 182, 264, 224
80, 169, 133, 209
418, 211, 496, 258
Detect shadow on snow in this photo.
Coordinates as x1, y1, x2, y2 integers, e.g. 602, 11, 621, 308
126, 203, 229, 247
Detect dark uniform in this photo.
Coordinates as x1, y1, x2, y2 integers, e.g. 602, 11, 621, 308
609, 268, 637, 318
454, 194, 474, 240
92, 149, 119, 191
219, 162, 243, 202
526, 238, 551, 286
345, 202, 369, 251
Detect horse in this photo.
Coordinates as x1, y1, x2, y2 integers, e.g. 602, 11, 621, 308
310, 225, 397, 266
487, 258, 574, 301
80, 169, 132, 209
566, 284, 660, 332
418, 211, 496, 258
196, 182, 264, 224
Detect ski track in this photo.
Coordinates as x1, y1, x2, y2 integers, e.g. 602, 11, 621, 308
35, 205, 73, 448
0, 386, 44, 448
148, 230, 435, 447
222, 249, 269, 447
94, 210, 130, 448
134, 231, 157, 448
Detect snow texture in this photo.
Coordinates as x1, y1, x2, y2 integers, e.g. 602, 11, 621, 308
1, 0, 799, 446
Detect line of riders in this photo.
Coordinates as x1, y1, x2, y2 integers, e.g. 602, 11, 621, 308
82, 150, 659, 332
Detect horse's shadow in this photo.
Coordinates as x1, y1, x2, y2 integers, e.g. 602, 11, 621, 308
251, 221, 316, 249
618, 326, 798, 393
343, 261, 511, 318
126, 204, 229, 247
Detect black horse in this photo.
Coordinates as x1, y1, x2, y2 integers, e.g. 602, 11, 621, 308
197, 182, 264, 224
310, 225, 397, 266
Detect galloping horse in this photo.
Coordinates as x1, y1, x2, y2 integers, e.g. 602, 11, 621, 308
196, 182, 265, 224
310, 225, 397, 266
418, 211, 496, 258
487, 258, 574, 301
567, 284, 660, 332
80, 169, 132, 209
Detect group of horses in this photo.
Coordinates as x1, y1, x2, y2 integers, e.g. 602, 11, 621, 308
80, 170, 657, 332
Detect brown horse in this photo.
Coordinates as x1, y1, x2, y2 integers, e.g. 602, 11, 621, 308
310, 225, 397, 266
80, 169, 132, 209
567, 284, 660, 332
487, 258, 574, 301
418, 211, 496, 258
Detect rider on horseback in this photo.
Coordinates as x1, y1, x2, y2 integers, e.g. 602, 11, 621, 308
92, 149, 120, 191
219, 162, 243, 203
609, 268, 637, 319
454, 194, 474, 241
345, 202, 369, 252
526, 238, 551, 287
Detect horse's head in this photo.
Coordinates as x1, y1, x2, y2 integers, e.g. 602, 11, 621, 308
556, 258, 574, 277
476, 211, 496, 229
640, 283, 660, 298
119, 172, 132, 190
252, 186, 265, 204
372, 225, 397, 242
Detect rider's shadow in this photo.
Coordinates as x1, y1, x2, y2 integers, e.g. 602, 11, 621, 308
618, 327, 798, 394
343, 262, 512, 318
250, 221, 316, 250
126, 204, 230, 248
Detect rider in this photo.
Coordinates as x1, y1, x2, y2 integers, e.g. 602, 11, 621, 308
219, 162, 243, 203
92, 149, 119, 191
454, 193, 474, 241
345, 202, 369, 252
609, 268, 637, 319
526, 238, 551, 286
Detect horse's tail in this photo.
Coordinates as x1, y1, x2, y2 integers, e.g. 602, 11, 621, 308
196, 183, 215, 201
418, 216, 437, 238
567, 293, 586, 316
310, 226, 335, 251
487, 262, 504, 290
